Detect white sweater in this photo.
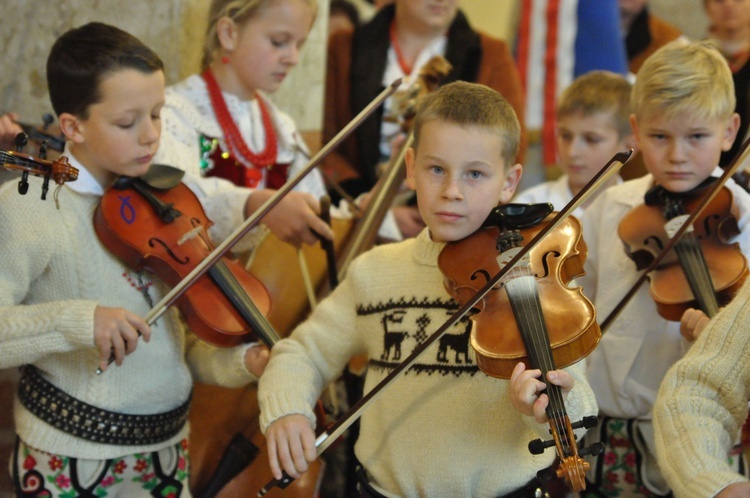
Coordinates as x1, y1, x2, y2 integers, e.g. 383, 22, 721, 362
258, 229, 598, 498
0, 159, 257, 459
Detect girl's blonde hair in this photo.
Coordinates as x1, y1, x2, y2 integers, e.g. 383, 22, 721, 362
202, 0, 318, 69
631, 39, 735, 123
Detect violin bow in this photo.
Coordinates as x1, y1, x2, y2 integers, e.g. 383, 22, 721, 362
257, 149, 632, 496
600, 137, 750, 331
94, 78, 402, 375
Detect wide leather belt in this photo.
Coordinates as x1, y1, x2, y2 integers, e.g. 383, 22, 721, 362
18, 365, 190, 446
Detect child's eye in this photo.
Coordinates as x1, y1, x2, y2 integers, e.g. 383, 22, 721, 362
271, 37, 288, 48
585, 135, 604, 145
116, 122, 135, 129
690, 133, 708, 140
430, 165, 444, 174
468, 170, 484, 180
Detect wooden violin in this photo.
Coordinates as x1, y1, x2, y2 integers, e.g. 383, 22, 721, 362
439, 203, 602, 492
94, 165, 277, 349
618, 178, 748, 321
0, 132, 78, 200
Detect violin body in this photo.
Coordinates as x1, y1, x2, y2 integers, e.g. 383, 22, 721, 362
618, 185, 748, 321
94, 179, 271, 347
439, 211, 600, 379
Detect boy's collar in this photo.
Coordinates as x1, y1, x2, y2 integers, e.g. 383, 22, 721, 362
60, 143, 104, 196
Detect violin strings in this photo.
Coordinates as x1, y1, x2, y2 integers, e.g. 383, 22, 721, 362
675, 228, 719, 317
505, 263, 571, 454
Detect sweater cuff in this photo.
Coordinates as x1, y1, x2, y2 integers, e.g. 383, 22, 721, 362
61, 300, 98, 348
259, 391, 317, 434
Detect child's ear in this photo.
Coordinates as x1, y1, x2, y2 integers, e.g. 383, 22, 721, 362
58, 112, 84, 144
721, 113, 741, 152
405, 147, 417, 191
499, 163, 523, 204
216, 16, 239, 52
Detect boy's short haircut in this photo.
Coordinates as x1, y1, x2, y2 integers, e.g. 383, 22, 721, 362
47, 22, 164, 119
412, 81, 521, 165
631, 39, 735, 123
556, 70, 632, 138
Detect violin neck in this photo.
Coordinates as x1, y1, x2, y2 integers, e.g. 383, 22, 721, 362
664, 200, 720, 318
504, 274, 566, 421
673, 233, 720, 317
209, 260, 280, 347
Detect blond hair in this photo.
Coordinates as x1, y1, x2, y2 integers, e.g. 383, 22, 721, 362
412, 81, 521, 165
631, 39, 735, 122
202, 0, 318, 69
557, 70, 632, 137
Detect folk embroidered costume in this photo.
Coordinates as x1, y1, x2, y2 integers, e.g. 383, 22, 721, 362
321, 4, 526, 197
155, 72, 327, 198
258, 229, 598, 497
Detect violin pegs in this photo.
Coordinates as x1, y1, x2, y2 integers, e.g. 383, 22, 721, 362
38, 141, 48, 160
42, 113, 54, 131
14, 132, 28, 152
17, 175, 29, 196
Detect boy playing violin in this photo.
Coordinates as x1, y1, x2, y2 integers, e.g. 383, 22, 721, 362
578, 39, 750, 497
258, 81, 598, 498
0, 22, 269, 497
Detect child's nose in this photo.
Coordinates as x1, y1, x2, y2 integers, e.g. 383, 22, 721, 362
441, 176, 463, 199
668, 140, 687, 162
140, 120, 160, 145
285, 45, 300, 66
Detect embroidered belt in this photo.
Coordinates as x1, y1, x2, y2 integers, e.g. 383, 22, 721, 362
18, 365, 191, 446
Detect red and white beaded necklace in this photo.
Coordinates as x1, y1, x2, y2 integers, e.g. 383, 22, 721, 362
202, 68, 278, 173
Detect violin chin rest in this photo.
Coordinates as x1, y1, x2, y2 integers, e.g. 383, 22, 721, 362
141, 163, 186, 190
483, 202, 554, 230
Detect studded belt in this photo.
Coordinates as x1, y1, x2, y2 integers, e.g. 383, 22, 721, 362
18, 365, 190, 446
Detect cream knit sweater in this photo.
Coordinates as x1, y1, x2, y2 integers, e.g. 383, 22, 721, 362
258, 229, 598, 498
0, 168, 257, 460
654, 277, 750, 498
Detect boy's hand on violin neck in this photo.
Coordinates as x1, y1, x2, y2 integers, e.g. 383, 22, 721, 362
265, 414, 317, 480
509, 362, 574, 424
93, 306, 151, 372
245, 189, 334, 247
244, 344, 270, 378
679, 307, 711, 342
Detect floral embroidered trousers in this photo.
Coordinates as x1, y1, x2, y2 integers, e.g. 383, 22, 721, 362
10, 437, 190, 497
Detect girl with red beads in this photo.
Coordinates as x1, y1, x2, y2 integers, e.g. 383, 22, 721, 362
155, 0, 399, 248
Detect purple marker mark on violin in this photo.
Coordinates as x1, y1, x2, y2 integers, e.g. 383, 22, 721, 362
118, 194, 135, 224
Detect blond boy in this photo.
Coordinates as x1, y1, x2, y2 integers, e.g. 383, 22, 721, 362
579, 39, 750, 496
514, 70, 634, 218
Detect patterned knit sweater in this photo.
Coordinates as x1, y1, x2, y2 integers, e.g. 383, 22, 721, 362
258, 229, 598, 497
0, 166, 257, 460
654, 277, 750, 498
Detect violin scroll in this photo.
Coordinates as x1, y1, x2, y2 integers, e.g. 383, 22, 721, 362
1, 133, 78, 200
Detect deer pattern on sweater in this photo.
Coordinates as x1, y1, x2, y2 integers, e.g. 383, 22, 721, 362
360, 297, 478, 377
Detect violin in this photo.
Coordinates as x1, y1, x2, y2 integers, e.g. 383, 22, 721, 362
0, 132, 78, 200
93, 165, 277, 349
617, 178, 748, 321
439, 203, 602, 492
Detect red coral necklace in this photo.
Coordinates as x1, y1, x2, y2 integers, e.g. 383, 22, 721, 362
202, 68, 278, 172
